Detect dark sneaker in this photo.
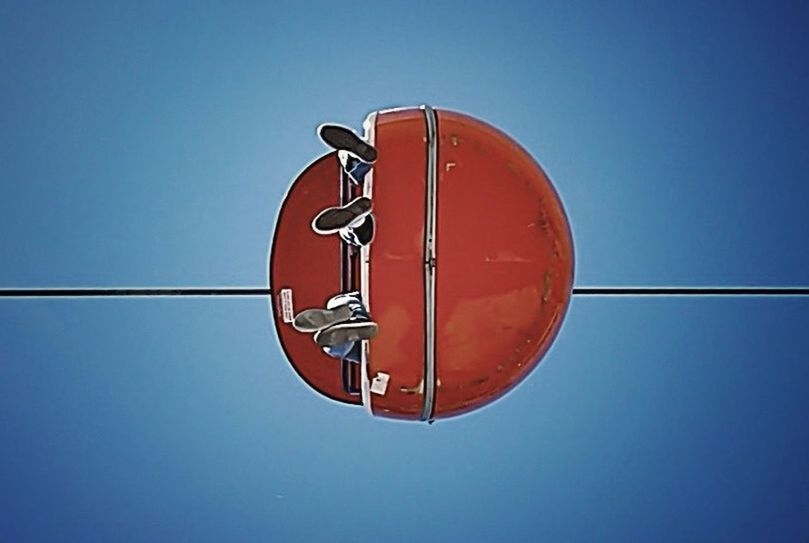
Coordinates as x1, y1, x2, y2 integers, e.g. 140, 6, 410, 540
292, 304, 354, 333
312, 196, 372, 235
314, 320, 379, 347
339, 214, 375, 247
318, 124, 378, 163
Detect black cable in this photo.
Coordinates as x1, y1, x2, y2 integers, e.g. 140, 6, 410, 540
572, 287, 809, 296
0, 288, 273, 297
1, 286, 808, 298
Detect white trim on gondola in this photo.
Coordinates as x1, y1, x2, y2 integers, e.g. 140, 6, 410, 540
360, 111, 377, 415
420, 105, 438, 423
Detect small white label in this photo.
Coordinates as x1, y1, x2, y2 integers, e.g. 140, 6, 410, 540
280, 289, 294, 323
370, 372, 390, 396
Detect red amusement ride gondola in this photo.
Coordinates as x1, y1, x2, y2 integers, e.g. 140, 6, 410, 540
270, 106, 575, 422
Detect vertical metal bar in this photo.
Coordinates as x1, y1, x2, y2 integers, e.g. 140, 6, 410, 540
360, 112, 378, 415
338, 152, 361, 395
421, 105, 438, 422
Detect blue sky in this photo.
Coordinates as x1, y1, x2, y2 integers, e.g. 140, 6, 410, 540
1, 2, 808, 541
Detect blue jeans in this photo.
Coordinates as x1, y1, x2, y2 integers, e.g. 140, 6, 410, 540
324, 341, 362, 364
345, 157, 372, 184
321, 294, 371, 364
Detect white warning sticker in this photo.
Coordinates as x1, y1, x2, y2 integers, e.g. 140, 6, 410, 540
280, 288, 294, 323
370, 372, 390, 396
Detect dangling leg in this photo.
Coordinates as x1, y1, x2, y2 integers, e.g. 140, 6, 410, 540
344, 341, 363, 364
338, 150, 373, 185
293, 291, 376, 337
315, 320, 378, 349
318, 124, 377, 163
293, 304, 353, 333
311, 196, 372, 236
294, 291, 377, 363
319, 124, 376, 185
338, 214, 375, 247
314, 292, 377, 349
323, 340, 361, 363
324, 341, 363, 364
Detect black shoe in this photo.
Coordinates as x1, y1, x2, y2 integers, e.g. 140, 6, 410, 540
314, 320, 379, 347
318, 124, 378, 163
292, 305, 354, 333
312, 196, 372, 235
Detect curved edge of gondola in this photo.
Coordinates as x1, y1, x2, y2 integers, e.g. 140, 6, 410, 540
429, 108, 578, 420
267, 151, 362, 407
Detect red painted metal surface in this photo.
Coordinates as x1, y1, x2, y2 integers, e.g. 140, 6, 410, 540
270, 154, 360, 405
270, 107, 574, 420
365, 110, 428, 420
431, 110, 574, 418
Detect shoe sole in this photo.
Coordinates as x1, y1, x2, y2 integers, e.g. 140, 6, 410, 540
292, 305, 354, 333
315, 321, 379, 347
312, 197, 372, 234
319, 125, 378, 163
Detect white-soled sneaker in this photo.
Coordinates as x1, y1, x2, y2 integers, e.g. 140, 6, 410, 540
318, 124, 377, 163
314, 320, 379, 347
326, 291, 363, 310
312, 196, 372, 235
292, 304, 354, 333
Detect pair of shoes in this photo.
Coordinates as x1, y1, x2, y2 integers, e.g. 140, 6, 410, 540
295, 310, 379, 347
312, 196, 372, 235
315, 320, 378, 348
293, 291, 379, 348
319, 124, 377, 163
293, 291, 365, 332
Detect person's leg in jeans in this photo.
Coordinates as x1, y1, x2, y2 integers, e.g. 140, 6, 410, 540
323, 340, 362, 364
338, 150, 373, 185
311, 196, 375, 247
318, 124, 376, 185
315, 292, 376, 358
293, 292, 377, 363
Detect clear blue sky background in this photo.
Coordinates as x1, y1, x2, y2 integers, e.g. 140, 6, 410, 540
1, 2, 808, 541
